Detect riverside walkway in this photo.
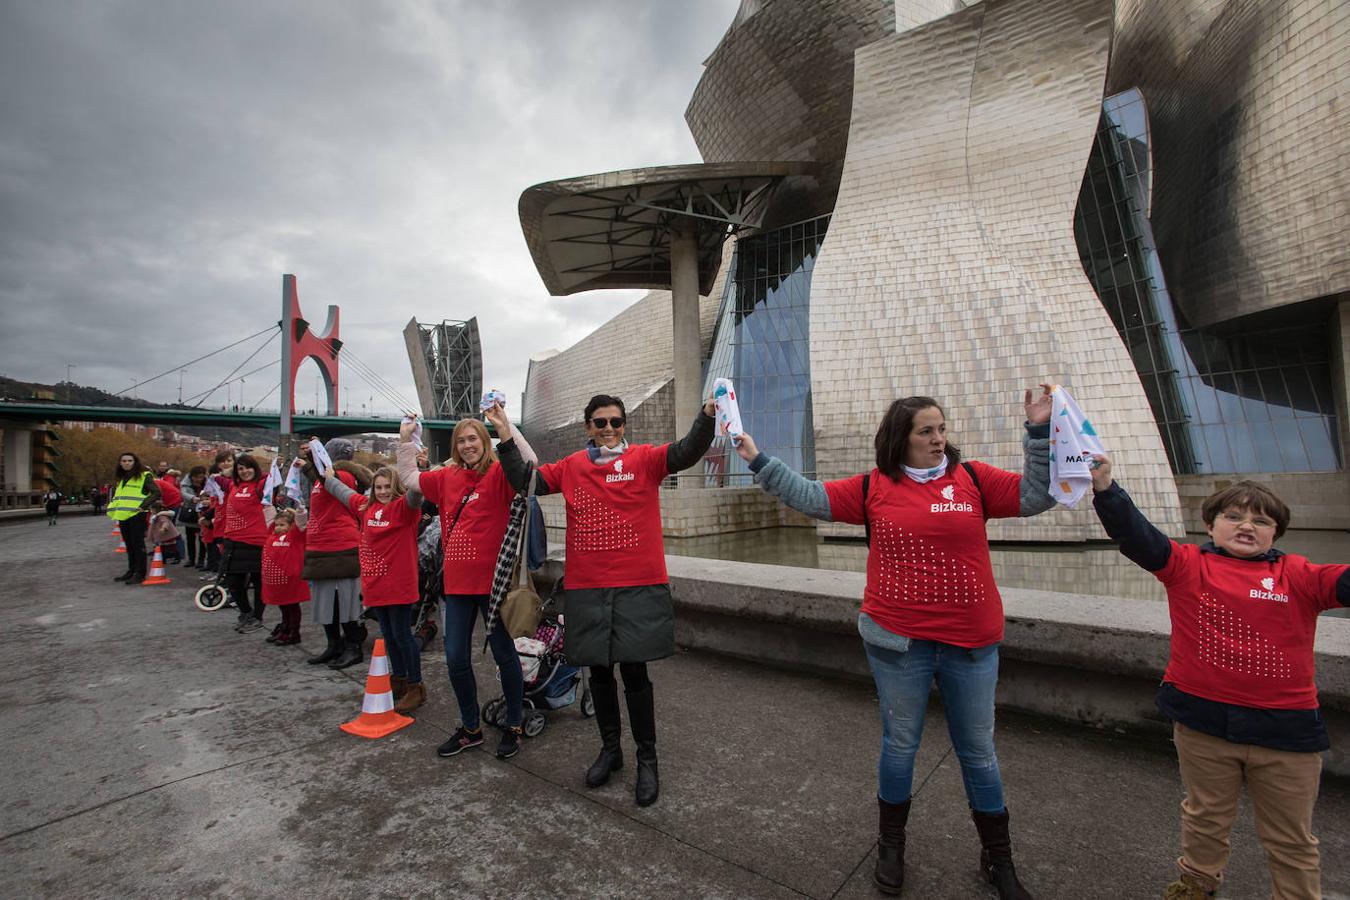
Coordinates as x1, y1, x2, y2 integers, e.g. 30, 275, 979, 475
2, 516, 1348, 898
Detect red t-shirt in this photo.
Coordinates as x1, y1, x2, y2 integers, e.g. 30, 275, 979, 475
1155, 542, 1348, 709
539, 444, 671, 590
262, 528, 310, 605
307, 470, 360, 552
157, 477, 182, 509
825, 462, 1021, 648
342, 493, 420, 606
221, 480, 269, 546
417, 463, 516, 596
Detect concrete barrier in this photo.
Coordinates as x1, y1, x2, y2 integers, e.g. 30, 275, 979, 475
537, 554, 1350, 776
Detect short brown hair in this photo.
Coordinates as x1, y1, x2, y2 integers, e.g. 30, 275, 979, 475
874, 396, 961, 479
1201, 481, 1291, 539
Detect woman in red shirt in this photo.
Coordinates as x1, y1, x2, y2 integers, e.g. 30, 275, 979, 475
324, 464, 425, 714
395, 417, 528, 759
262, 508, 309, 645
734, 389, 1053, 898
491, 392, 716, 808
220, 453, 272, 634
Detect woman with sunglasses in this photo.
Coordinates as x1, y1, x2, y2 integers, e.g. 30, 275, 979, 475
489, 392, 715, 807
731, 388, 1054, 898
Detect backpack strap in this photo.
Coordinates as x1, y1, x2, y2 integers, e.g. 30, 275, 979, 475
962, 461, 981, 497
862, 472, 871, 547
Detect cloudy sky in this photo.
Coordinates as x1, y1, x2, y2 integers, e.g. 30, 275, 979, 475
0, 0, 739, 417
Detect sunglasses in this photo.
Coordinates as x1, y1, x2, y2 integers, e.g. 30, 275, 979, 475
590, 417, 626, 429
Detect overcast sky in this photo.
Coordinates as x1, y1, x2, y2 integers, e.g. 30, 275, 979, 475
0, 0, 739, 417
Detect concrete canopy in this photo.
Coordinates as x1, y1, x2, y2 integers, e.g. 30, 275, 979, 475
518, 162, 815, 296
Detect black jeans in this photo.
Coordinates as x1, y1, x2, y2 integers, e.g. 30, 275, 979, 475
226, 572, 263, 622
589, 662, 651, 693
118, 513, 148, 576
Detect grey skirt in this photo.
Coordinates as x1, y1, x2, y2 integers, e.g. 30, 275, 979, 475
563, 583, 675, 667
309, 578, 362, 624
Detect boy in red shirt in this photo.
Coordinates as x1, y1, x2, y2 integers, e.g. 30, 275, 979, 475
1091, 456, 1349, 900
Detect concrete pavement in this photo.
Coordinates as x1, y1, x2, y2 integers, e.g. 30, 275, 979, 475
2, 516, 1348, 898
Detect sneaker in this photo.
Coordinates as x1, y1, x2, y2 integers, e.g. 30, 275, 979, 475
496, 726, 523, 760
437, 727, 484, 757
239, 618, 265, 633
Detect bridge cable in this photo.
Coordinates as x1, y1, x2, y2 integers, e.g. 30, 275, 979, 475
181, 359, 279, 406
112, 325, 279, 398
188, 331, 280, 408
248, 381, 281, 412
335, 345, 419, 413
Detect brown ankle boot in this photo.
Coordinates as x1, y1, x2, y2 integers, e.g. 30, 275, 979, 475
391, 675, 408, 701
394, 681, 426, 714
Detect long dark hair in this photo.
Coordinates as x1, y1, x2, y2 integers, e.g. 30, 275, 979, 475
112, 451, 149, 486
233, 453, 263, 484
874, 396, 961, 479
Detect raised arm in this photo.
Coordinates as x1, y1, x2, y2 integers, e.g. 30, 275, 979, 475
1019, 384, 1055, 516
483, 403, 550, 494
395, 438, 423, 493
1090, 455, 1172, 571
322, 469, 362, 515
734, 433, 833, 521
666, 398, 717, 472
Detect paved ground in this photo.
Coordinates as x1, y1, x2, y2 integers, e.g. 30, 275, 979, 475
2, 516, 1349, 899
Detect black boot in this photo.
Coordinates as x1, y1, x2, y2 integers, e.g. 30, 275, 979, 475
875, 797, 911, 895
972, 808, 1032, 899
307, 623, 343, 665
327, 621, 365, 670
584, 678, 624, 788
624, 684, 658, 807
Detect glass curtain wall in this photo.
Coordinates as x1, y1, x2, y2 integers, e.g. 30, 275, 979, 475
1074, 90, 1340, 474
702, 215, 829, 484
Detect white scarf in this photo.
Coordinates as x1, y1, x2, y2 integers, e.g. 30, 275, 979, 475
1049, 384, 1106, 508
903, 459, 948, 483
587, 439, 629, 466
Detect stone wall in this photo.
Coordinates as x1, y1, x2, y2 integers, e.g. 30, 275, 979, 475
1175, 471, 1350, 532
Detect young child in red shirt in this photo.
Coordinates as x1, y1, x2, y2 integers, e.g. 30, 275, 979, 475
323, 464, 425, 713
262, 508, 309, 645
1091, 455, 1349, 900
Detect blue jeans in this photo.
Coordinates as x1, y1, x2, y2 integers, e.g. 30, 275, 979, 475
370, 603, 421, 685
863, 636, 1005, 812
443, 594, 523, 729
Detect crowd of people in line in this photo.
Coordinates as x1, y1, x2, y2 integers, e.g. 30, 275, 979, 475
97, 385, 1348, 900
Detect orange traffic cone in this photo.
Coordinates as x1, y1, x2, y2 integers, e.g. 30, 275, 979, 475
340, 639, 414, 739
115, 535, 127, 554
142, 546, 171, 585
110, 524, 121, 537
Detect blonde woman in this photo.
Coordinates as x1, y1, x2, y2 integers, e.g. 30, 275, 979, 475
396, 417, 534, 759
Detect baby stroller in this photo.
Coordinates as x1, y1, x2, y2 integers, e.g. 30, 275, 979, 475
481, 586, 594, 737
193, 543, 233, 611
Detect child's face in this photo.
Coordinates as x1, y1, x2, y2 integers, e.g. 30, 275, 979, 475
1206, 505, 1277, 558
373, 476, 394, 504
274, 519, 291, 535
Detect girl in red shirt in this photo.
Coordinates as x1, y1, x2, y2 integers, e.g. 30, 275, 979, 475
262, 508, 309, 646
492, 393, 716, 807
220, 453, 271, 634
1091, 457, 1349, 900
734, 389, 1054, 898
395, 417, 528, 758
324, 464, 426, 714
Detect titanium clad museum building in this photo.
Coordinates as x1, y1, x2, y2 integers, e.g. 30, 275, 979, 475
515, 0, 1349, 541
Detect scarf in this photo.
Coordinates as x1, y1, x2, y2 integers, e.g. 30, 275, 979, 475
586, 439, 629, 466
1049, 384, 1106, 508
903, 459, 948, 483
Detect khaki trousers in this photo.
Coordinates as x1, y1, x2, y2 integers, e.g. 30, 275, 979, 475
1173, 722, 1322, 899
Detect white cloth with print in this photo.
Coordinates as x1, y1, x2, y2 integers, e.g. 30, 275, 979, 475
1048, 385, 1106, 508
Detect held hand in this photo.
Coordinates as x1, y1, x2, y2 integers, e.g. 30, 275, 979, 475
416, 447, 429, 469
732, 432, 759, 463
399, 414, 418, 443
703, 393, 717, 417
323, 465, 335, 480
291, 457, 305, 469
483, 402, 510, 436
1090, 453, 1113, 493
1024, 383, 1053, 426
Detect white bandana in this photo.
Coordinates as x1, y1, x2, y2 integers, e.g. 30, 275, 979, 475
903, 459, 948, 483
1048, 384, 1106, 508
586, 439, 629, 466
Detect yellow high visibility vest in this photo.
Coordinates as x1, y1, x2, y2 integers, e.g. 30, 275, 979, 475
107, 472, 152, 521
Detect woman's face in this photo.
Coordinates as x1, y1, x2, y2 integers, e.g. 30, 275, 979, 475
235, 462, 256, 482
373, 475, 395, 504
456, 428, 485, 467
904, 407, 947, 469
119, 455, 135, 471
192, 474, 206, 488
585, 404, 626, 450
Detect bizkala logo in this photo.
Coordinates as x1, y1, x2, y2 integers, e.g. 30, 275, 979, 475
374, 509, 384, 521
606, 458, 635, 483
1250, 576, 1288, 603
931, 484, 972, 513
369, 506, 392, 528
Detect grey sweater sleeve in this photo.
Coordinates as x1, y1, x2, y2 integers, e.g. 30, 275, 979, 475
323, 475, 359, 510
1019, 422, 1054, 517
404, 487, 423, 510
748, 454, 833, 521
